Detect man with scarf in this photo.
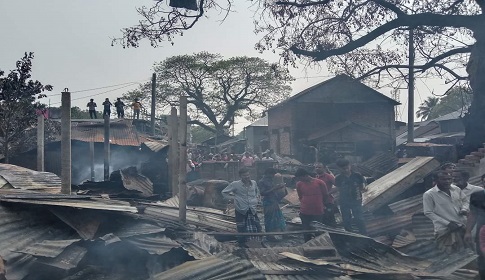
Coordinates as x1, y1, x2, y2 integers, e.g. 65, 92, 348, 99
258, 168, 287, 239
222, 167, 262, 246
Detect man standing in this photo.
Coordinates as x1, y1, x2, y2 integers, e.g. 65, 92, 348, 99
102, 98, 112, 117
454, 170, 482, 202
86, 99, 97, 119
258, 168, 287, 236
132, 98, 142, 119
314, 162, 337, 226
465, 174, 485, 279
114, 98, 125, 118
222, 167, 262, 246
424, 170, 468, 253
335, 159, 367, 234
295, 168, 329, 242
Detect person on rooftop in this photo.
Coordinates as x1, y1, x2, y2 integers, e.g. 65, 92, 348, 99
86, 99, 97, 119
102, 98, 112, 117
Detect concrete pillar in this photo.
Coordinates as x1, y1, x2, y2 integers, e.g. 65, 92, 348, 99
61, 90, 71, 194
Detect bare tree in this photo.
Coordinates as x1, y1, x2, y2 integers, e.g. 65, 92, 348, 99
115, 0, 485, 152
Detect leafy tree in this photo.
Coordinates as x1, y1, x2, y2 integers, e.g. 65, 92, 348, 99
416, 97, 440, 121
130, 52, 293, 135
0, 53, 52, 163
190, 124, 217, 144
427, 86, 472, 119
116, 0, 485, 152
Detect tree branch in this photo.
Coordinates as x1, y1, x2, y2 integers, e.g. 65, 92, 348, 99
275, 0, 332, 8
291, 14, 479, 61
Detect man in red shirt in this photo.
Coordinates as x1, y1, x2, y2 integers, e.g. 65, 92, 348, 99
295, 168, 330, 242
314, 162, 338, 226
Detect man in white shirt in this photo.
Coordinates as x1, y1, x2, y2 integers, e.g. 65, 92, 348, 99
222, 167, 262, 246
423, 170, 468, 252
454, 170, 483, 201
240, 152, 255, 167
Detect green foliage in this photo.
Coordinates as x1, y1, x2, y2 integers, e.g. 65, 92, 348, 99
0, 53, 53, 162
416, 97, 440, 121
152, 52, 293, 134
190, 125, 216, 144
416, 86, 472, 121
71, 106, 94, 119
427, 87, 472, 120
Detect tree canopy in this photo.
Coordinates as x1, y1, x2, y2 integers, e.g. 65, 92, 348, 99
0, 53, 53, 162
416, 96, 440, 121
427, 86, 472, 120
125, 52, 293, 135
115, 0, 485, 152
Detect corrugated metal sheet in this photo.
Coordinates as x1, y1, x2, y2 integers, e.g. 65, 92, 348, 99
143, 204, 236, 232
0, 196, 139, 213
364, 213, 413, 236
398, 240, 476, 275
120, 167, 153, 197
125, 234, 180, 255
388, 194, 423, 214
114, 221, 165, 238
71, 120, 140, 146
411, 213, 435, 241
0, 164, 61, 193
363, 157, 440, 212
142, 141, 169, 153
15, 239, 80, 258
0, 204, 78, 279
152, 252, 266, 280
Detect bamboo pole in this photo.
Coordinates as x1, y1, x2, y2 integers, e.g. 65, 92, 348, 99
61, 89, 71, 194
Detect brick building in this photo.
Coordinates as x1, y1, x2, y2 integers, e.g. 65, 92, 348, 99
267, 75, 400, 163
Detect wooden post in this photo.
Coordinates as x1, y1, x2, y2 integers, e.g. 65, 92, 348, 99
170, 107, 179, 196
178, 96, 188, 223
61, 89, 71, 194
104, 114, 110, 181
151, 73, 156, 136
37, 114, 45, 171
90, 141, 95, 181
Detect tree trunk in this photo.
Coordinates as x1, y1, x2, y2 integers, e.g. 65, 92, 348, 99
3, 142, 8, 164
464, 26, 485, 153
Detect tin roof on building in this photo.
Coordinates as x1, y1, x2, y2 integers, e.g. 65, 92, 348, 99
71, 119, 141, 146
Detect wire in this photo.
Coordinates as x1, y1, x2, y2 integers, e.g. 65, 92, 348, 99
44, 79, 149, 97
48, 83, 139, 105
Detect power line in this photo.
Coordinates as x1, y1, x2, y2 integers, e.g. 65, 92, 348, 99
45, 80, 149, 97
49, 83, 139, 106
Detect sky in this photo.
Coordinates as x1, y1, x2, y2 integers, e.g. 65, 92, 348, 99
0, 0, 453, 132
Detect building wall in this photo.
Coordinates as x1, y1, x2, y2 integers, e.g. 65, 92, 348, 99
245, 126, 268, 154
268, 100, 396, 161
268, 103, 295, 156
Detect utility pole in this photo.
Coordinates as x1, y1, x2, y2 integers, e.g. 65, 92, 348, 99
170, 107, 179, 196
104, 114, 110, 181
151, 73, 156, 136
178, 96, 188, 223
61, 89, 71, 194
407, 28, 415, 143
37, 113, 45, 171
90, 141, 95, 181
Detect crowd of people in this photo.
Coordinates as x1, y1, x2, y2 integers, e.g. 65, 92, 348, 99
85, 98, 143, 119
187, 150, 274, 168
221, 158, 367, 246
220, 159, 485, 279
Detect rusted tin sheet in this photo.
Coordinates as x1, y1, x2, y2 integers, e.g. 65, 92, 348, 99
120, 167, 153, 197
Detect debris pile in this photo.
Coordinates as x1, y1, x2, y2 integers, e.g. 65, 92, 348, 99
0, 162, 479, 279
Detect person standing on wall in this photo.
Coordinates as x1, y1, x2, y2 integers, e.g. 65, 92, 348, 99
114, 98, 126, 118
86, 99, 97, 119
132, 98, 142, 119
102, 98, 112, 117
